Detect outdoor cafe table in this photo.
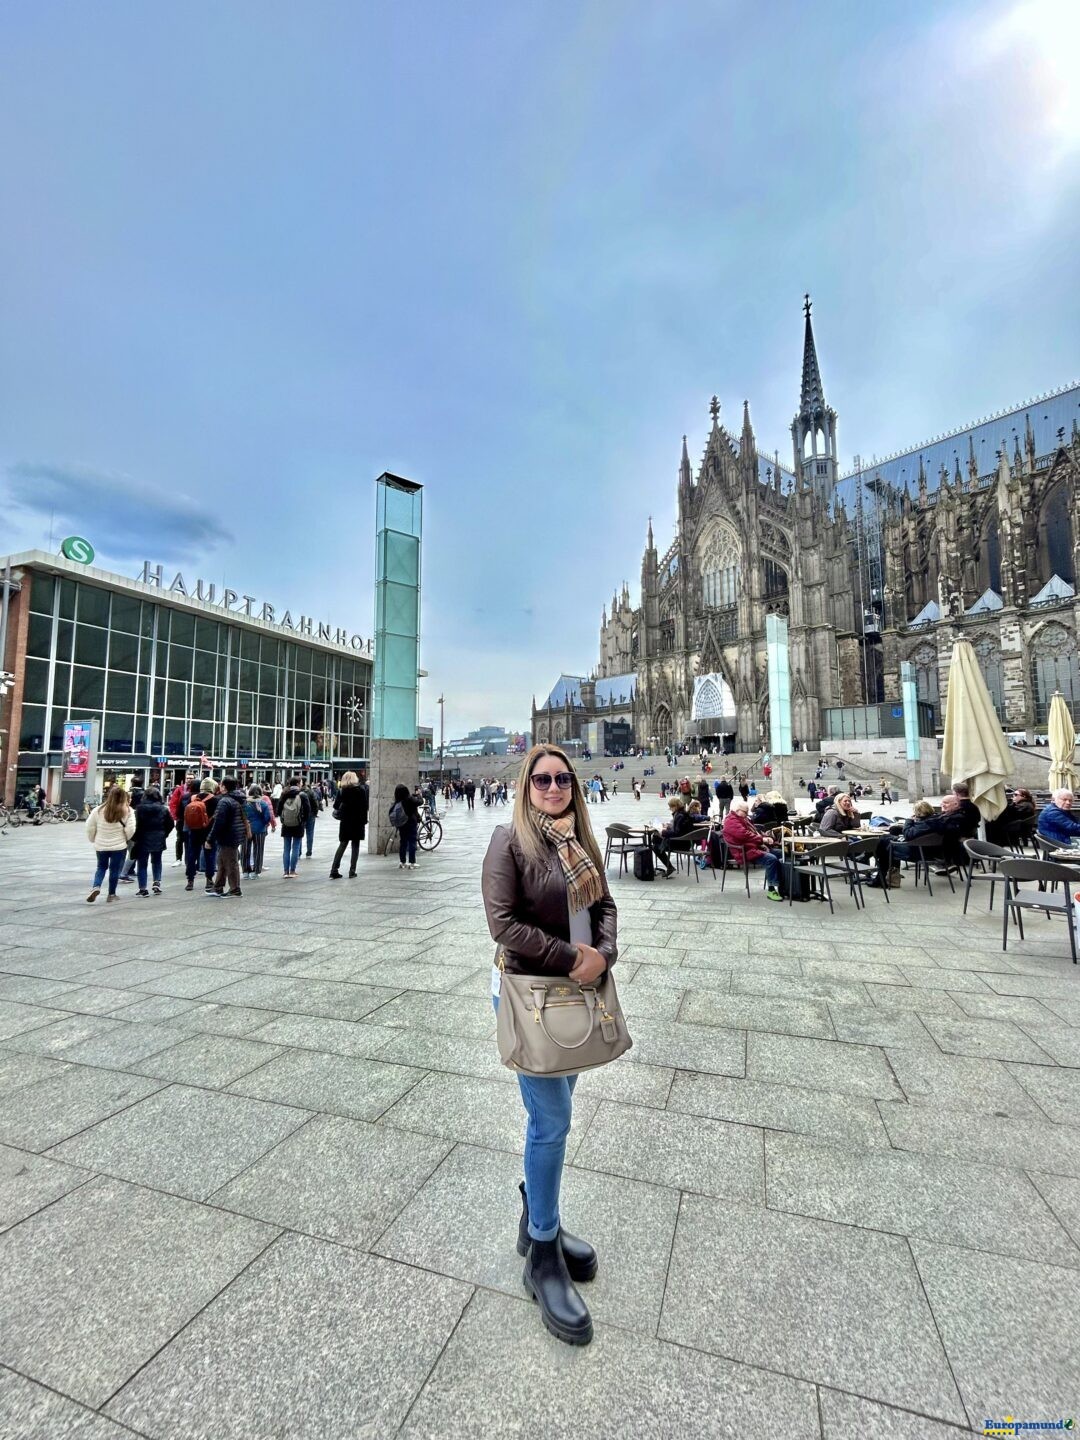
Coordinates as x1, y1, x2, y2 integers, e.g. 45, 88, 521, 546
1050, 849, 1080, 863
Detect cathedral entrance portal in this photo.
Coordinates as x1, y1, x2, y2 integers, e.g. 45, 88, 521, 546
652, 705, 672, 752
692, 673, 737, 752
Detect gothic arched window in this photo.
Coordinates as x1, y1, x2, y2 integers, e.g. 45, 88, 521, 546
973, 634, 1006, 721
701, 525, 742, 610
1031, 622, 1080, 724
979, 513, 1002, 595
1038, 483, 1075, 586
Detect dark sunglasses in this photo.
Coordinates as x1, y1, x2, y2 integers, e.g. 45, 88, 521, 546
530, 771, 574, 791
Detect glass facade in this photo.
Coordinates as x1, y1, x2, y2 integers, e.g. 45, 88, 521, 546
822, 701, 936, 741
373, 475, 422, 740
19, 571, 371, 769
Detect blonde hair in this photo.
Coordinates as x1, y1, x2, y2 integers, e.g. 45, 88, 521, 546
667, 796, 685, 813
912, 799, 934, 819
339, 771, 359, 787
511, 744, 604, 873
765, 790, 784, 805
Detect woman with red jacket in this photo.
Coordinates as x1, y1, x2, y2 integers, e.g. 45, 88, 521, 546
722, 798, 783, 900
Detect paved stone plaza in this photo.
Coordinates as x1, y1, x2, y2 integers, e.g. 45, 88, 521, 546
0, 794, 1078, 1437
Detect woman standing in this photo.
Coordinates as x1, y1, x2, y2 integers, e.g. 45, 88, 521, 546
481, 744, 618, 1347
85, 786, 136, 902
330, 771, 369, 878
243, 785, 274, 877
278, 777, 309, 878
131, 787, 173, 897
393, 783, 422, 870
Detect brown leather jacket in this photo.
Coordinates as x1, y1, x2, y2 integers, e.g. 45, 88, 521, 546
481, 824, 619, 977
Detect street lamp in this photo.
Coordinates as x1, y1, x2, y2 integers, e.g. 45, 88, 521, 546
438, 694, 445, 777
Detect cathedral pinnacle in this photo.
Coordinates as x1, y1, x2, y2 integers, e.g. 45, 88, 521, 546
679, 434, 692, 487
709, 396, 720, 426
647, 515, 654, 549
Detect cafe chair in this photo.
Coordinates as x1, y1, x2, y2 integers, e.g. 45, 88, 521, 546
899, 833, 955, 895
846, 836, 890, 907
603, 824, 635, 878
788, 839, 848, 915
665, 826, 711, 883
998, 859, 1079, 964
961, 838, 1009, 915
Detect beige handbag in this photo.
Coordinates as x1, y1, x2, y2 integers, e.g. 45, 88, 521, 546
495, 952, 632, 1078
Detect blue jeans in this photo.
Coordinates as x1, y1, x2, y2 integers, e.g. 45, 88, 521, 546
399, 821, 418, 865
283, 833, 302, 873
304, 815, 317, 856
751, 852, 782, 889
492, 995, 577, 1242
93, 850, 126, 895
136, 851, 164, 890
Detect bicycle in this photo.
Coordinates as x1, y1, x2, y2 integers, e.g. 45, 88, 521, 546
382, 802, 443, 855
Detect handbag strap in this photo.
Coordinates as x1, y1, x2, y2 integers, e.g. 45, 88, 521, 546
529, 984, 600, 1051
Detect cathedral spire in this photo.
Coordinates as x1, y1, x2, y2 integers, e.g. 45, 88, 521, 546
798, 294, 826, 417
647, 515, 654, 550
790, 294, 838, 499
741, 399, 754, 452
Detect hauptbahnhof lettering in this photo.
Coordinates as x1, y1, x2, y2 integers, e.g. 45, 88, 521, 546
1, 550, 373, 805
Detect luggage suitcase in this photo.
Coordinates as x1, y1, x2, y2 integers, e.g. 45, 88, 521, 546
780, 858, 811, 902
633, 846, 655, 881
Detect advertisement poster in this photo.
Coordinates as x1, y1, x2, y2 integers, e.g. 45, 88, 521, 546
62, 721, 90, 778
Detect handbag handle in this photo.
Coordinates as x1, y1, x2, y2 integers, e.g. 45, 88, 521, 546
530, 985, 600, 1051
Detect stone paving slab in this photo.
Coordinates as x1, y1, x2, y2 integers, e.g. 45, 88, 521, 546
0, 1365, 140, 1439
104, 1234, 472, 1440
677, 989, 834, 1039
764, 1131, 1080, 1267
573, 1098, 764, 1200
375, 1143, 680, 1334
0, 1142, 92, 1232
0, 1064, 163, 1152
668, 1069, 892, 1149
211, 1114, 452, 1248
399, 1288, 822, 1440
660, 1194, 968, 1424
883, 1048, 1050, 1119
133, 1033, 285, 1087
226, 1049, 427, 1120
747, 1031, 905, 1100
912, 1239, 1080, 1425
49, 1084, 311, 1199
817, 1387, 979, 1438
880, 1101, 1080, 1176
0, 1175, 275, 1408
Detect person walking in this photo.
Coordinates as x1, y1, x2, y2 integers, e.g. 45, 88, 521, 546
131, 787, 173, 896
243, 785, 274, 877
715, 775, 734, 817
168, 775, 191, 866
208, 777, 246, 897
330, 770, 369, 878
465, 779, 476, 811
481, 743, 617, 1348
279, 777, 309, 877
301, 779, 321, 858
181, 782, 210, 892
879, 774, 891, 805
198, 779, 221, 893
85, 786, 136, 903
393, 783, 422, 870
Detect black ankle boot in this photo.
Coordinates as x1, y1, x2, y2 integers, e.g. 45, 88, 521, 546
523, 1233, 593, 1346
516, 1182, 597, 1281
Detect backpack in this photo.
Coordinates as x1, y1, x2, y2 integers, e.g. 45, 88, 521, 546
632, 846, 655, 881
388, 801, 408, 829
183, 797, 208, 830
282, 792, 303, 828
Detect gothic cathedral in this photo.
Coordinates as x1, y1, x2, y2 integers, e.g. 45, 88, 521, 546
533, 300, 1080, 753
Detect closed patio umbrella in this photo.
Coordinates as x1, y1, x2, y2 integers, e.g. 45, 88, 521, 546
941, 637, 1012, 821
1048, 691, 1078, 791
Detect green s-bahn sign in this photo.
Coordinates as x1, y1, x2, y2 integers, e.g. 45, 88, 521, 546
60, 536, 95, 565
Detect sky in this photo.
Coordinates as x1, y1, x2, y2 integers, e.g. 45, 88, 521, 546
1, 0, 1077, 741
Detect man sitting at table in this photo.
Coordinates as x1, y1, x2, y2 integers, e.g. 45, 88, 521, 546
948, 783, 982, 839
1037, 789, 1080, 849
722, 798, 783, 901
750, 789, 789, 830
818, 792, 895, 887
649, 796, 696, 877
891, 799, 957, 871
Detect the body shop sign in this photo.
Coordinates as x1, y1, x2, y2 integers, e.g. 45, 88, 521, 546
62, 721, 91, 777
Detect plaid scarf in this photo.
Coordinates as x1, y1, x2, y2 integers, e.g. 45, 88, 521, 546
536, 811, 605, 914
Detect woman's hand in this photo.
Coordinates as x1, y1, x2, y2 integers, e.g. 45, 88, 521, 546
570, 944, 607, 983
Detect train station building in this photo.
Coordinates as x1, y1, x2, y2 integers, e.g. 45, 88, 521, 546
0, 549, 374, 806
